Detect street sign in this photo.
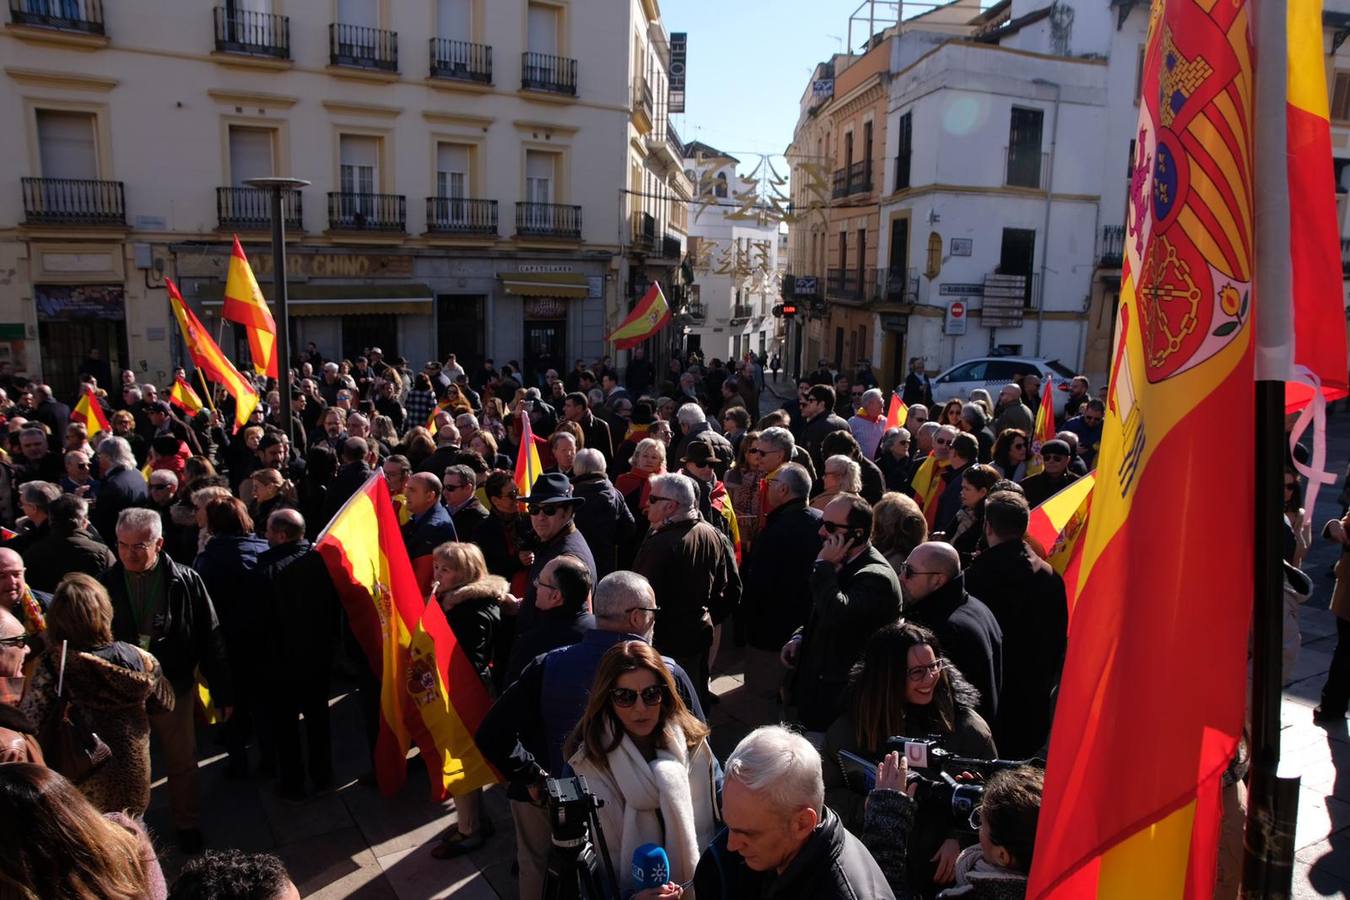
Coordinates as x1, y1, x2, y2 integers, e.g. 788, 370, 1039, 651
982, 273, 1028, 327
669, 33, 687, 113
950, 238, 973, 256
939, 283, 984, 297
945, 300, 968, 335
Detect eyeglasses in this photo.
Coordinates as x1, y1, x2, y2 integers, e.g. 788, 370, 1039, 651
611, 684, 666, 708
497, 491, 519, 501
527, 504, 567, 517
149, 483, 174, 491
0, 634, 27, 648
117, 540, 158, 553
1042, 452, 1069, 461
934, 437, 952, 446
626, 605, 659, 617
648, 495, 675, 505
536, 578, 559, 591
1011, 443, 1026, 451
444, 482, 469, 491
899, 562, 941, 578
820, 520, 852, 533
1083, 415, 1103, 425
906, 658, 947, 682
745, 448, 765, 456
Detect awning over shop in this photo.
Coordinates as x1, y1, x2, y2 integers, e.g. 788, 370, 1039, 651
498, 272, 589, 298
195, 283, 433, 317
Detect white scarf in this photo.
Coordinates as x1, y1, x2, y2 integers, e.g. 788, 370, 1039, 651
571, 722, 718, 892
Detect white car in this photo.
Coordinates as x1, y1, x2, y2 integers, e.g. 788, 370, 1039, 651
929, 356, 1076, 417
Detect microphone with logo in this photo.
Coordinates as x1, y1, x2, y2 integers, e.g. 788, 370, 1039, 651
632, 843, 672, 892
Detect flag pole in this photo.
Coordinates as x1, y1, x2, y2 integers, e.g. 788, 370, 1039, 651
1244, 0, 1301, 894
195, 368, 218, 415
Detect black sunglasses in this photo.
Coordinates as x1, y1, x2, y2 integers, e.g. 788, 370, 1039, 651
820, 521, 852, 533
611, 684, 665, 708
0, 634, 28, 648
527, 504, 567, 517
1042, 452, 1069, 460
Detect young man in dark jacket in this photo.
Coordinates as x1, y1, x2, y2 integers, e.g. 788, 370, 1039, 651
104, 507, 232, 854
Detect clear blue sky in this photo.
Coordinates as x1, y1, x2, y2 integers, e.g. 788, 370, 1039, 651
662, 0, 864, 170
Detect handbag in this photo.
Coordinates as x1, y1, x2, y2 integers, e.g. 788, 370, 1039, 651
38, 641, 112, 784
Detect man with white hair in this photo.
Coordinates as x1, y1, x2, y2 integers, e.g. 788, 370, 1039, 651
671, 402, 732, 477
92, 435, 147, 543
633, 472, 740, 710
104, 506, 232, 854
848, 388, 887, 459
475, 570, 705, 900
694, 725, 894, 899
569, 448, 635, 578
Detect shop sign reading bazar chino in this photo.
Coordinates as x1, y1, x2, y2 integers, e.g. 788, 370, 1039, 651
174, 250, 413, 281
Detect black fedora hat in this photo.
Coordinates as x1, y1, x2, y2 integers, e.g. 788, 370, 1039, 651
680, 440, 717, 467
520, 472, 585, 508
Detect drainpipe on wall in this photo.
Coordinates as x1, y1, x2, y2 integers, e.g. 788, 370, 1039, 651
1032, 77, 1061, 358
1078, 198, 1102, 372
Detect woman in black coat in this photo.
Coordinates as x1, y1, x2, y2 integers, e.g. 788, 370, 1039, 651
822, 622, 995, 893
429, 541, 503, 859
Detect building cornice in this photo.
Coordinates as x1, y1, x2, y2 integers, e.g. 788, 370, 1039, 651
422, 111, 494, 129
207, 89, 298, 108
322, 99, 402, 118
5, 66, 118, 92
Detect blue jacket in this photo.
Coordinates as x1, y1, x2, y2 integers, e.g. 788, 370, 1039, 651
193, 532, 270, 644
475, 628, 705, 801
401, 502, 458, 560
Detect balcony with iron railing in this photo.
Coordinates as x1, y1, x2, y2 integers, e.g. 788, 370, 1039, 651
217, 186, 302, 231
327, 192, 405, 231
22, 177, 124, 226
880, 266, 919, 303
631, 211, 656, 251
662, 232, 682, 259
516, 202, 581, 239
429, 38, 491, 83
1098, 224, 1125, 268
8, 0, 103, 34
826, 267, 879, 302
329, 22, 397, 71
633, 75, 654, 126
831, 160, 873, 199
521, 51, 577, 95
213, 6, 289, 59
426, 197, 496, 236
1004, 147, 1050, 190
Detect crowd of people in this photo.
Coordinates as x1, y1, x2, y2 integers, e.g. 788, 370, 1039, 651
0, 342, 1251, 900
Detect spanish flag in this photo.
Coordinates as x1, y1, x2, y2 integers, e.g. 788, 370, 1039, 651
909, 453, 948, 529
1028, 1, 1255, 896
72, 385, 110, 438
1025, 472, 1095, 618
166, 278, 258, 432
169, 375, 204, 417
513, 409, 543, 500
1023, 379, 1058, 477
222, 236, 278, 378
608, 282, 670, 349
315, 474, 499, 799
884, 393, 904, 431
427, 397, 455, 431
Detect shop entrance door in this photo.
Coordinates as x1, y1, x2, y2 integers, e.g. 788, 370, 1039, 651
437, 294, 485, 371
523, 320, 565, 385
341, 315, 399, 363
39, 318, 128, 404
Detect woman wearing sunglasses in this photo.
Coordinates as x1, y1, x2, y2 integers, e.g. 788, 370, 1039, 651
566, 641, 720, 899
822, 622, 994, 890
990, 428, 1029, 482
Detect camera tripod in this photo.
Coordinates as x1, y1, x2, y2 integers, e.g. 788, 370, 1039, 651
539, 777, 621, 900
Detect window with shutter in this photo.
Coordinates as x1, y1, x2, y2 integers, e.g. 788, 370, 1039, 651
229, 126, 274, 187
1333, 72, 1350, 123
37, 111, 98, 180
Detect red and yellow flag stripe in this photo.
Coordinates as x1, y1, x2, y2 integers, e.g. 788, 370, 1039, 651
608, 282, 670, 349
169, 375, 204, 417
222, 236, 279, 379
316, 474, 499, 799
514, 409, 543, 500
1028, 1, 1255, 897
72, 384, 111, 437
166, 278, 258, 432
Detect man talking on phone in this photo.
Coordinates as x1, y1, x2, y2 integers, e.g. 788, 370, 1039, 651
782, 493, 902, 741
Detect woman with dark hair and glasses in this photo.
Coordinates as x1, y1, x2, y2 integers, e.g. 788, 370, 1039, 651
566, 641, 720, 898
822, 622, 994, 889
990, 428, 1030, 482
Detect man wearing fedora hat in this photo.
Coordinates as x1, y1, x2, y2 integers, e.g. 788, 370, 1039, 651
516, 472, 597, 635
680, 440, 740, 554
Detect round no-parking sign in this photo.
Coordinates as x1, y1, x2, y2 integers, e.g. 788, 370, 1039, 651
946, 300, 968, 335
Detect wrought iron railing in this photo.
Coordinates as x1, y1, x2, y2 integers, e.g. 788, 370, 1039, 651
426, 197, 497, 236
22, 177, 124, 225
213, 6, 289, 58
429, 38, 491, 82
8, 0, 103, 34
329, 22, 397, 71
632, 211, 656, 250
831, 160, 873, 198
327, 191, 405, 231
521, 51, 577, 95
1099, 224, 1125, 268
217, 187, 302, 231
662, 232, 682, 258
516, 202, 582, 239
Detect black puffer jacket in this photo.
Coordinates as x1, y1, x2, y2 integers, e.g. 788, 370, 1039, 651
571, 472, 636, 578
693, 806, 896, 900
740, 498, 822, 651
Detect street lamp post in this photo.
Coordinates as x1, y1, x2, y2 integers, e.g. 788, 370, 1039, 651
243, 176, 310, 446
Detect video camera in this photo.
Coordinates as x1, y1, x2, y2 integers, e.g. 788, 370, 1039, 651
836, 735, 1043, 827
542, 776, 620, 900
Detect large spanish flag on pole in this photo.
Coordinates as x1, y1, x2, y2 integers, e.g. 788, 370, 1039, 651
315, 474, 498, 799
222, 236, 279, 379
608, 282, 670, 349
166, 278, 259, 432
72, 385, 111, 437
1028, 1, 1255, 897
1024, 379, 1058, 477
